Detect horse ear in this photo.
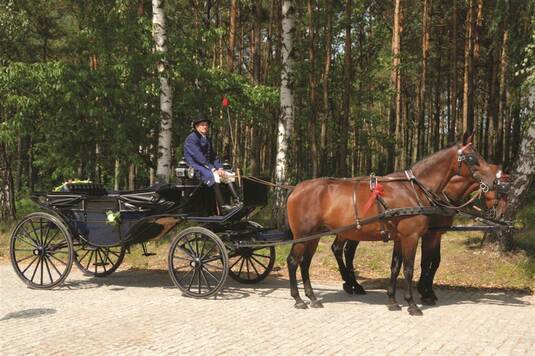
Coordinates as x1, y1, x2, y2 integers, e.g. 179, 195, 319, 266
462, 131, 475, 145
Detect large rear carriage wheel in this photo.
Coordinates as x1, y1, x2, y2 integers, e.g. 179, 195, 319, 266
10, 212, 74, 289
74, 244, 126, 277
168, 227, 228, 298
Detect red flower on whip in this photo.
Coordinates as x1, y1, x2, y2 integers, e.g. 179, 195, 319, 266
222, 96, 230, 108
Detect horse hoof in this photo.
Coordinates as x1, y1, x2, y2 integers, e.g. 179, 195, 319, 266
294, 301, 308, 309
310, 301, 324, 308
343, 283, 354, 295
388, 303, 402, 311
408, 306, 423, 316
353, 285, 366, 295
420, 296, 436, 306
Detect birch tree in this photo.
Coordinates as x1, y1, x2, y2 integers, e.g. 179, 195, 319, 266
274, 0, 295, 227
153, 0, 173, 182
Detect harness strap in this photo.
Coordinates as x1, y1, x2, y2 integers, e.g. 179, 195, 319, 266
352, 181, 361, 229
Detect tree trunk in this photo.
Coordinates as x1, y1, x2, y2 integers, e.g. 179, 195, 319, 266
485, 100, 535, 251
320, 0, 332, 176
415, 0, 431, 163
391, 0, 402, 169
128, 164, 136, 191
153, 0, 173, 182
340, 0, 352, 176
114, 160, 120, 191
497, 29, 509, 163
227, 0, 238, 72
449, 0, 458, 143
0, 142, 16, 221
307, 0, 319, 178
462, 0, 475, 136
274, 0, 295, 228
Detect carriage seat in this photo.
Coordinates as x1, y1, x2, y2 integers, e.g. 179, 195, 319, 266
62, 183, 108, 196
118, 184, 180, 210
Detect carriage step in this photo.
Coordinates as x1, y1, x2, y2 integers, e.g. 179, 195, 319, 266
141, 243, 156, 257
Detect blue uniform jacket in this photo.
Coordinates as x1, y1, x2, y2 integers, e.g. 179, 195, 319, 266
184, 131, 222, 186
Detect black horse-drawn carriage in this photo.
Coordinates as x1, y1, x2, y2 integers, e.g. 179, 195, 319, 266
9, 166, 288, 297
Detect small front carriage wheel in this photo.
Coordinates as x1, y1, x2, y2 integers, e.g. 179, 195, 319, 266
10, 212, 74, 289
74, 245, 126, 277
228, 246, 275, 284
168, 227, 228, 298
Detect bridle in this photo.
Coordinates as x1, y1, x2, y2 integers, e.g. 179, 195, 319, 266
480, 170, 510, 219
456, 143, 490, 193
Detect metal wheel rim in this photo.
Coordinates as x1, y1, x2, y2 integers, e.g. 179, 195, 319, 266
10, 212, 73, 289
74, 244, 126, 277
168, 227, 228, 298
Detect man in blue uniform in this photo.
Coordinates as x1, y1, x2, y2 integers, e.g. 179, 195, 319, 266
184, 114, 239, 213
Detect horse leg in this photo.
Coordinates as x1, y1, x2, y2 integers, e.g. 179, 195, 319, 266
401, 234, 423, 316
418, 233, 441, 305
287, 242, 307, 309
301, 240, 323, 308
344, 240, 365, 294
331, 236, 352, 294
387, 239, 403, 311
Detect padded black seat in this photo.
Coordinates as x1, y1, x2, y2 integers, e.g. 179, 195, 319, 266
64, 183, 108, 196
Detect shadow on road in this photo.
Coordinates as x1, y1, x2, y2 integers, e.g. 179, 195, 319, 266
57, 268, 533, 308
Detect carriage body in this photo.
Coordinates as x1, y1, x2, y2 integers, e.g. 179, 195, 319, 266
10, 175, 287, 296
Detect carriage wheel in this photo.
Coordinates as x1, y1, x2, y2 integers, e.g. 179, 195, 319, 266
10, 212, 74, 289
228, 246, 275, 284
168, 227, 228, 298
74, 244, 126, 277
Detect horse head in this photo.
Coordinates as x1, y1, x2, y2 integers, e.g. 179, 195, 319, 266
455, 132, 496, 190
482, 170, 510, 220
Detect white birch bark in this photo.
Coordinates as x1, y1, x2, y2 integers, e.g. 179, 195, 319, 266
153, 0, 173, 182
489, 85, 535, 250
274, 0, 295, 227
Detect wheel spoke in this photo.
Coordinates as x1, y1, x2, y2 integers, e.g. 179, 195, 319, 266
236, 257, 246, 276
203, 254, 224, 263
77, 249, 91, 263
85, 250, 94, 270
47, 255, 62, 276
173, 255, 194, 262
229, 256, 244, 270
248, 257, 261, 278
203, 262, 224, 271
187, 269, 198, 291
176, 245, 195, 260
199, 268, 211, 290
43, 230, 60, 249
43, 256, 54, 284
177, 268, 194, 285
16, 254, 36, 263
250, 255, 268, 270
30, 258, 42, 283
49, 253, 68, 266
28, 220, 42, 245
201, 265, 220, 283
185, 236, 198, 258
19, 225, 41, 247
251, 252, 271, 259
21, 256, 39, 274
15, 234, 38, 249
97, 249, 107, 273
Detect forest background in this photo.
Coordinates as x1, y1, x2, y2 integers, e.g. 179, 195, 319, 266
0, 0, 534, 248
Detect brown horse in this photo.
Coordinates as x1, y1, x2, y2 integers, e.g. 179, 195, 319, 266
417, 169, 510, 304
286, 134, 496, 315
332, 165, 510, 305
